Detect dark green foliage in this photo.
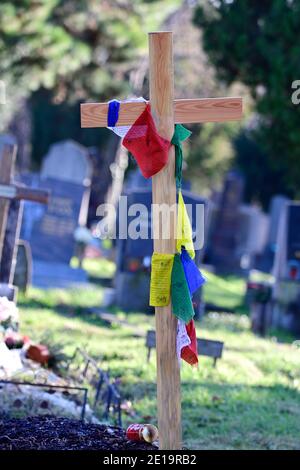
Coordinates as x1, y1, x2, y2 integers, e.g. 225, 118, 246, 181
234, 131, 293, 209
30, 89, 112, 167
194, 0, 300, 204
0, 0, 148, 101
0, 1, 176, 165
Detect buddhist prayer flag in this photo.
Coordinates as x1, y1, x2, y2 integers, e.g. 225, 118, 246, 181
171, 254, 195, 323
150, 253, 174, 307
180, 248, 206, 296
123, 104, 171, 178
171, 124, 192, 190
176, 190, 195, 259
106, 98, 201, 368
180, 320, 198, 366
176, 319, 191, 363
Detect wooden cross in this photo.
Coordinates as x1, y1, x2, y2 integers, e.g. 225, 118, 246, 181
81, 31, 243, 450
0, 136, 49, 286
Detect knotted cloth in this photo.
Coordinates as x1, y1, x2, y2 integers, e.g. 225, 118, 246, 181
171, 124, 192, 189
123, 104, 171, 178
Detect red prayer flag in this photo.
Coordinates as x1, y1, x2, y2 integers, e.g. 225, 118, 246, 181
181, 320, 198, 366
123, 104, 171, 178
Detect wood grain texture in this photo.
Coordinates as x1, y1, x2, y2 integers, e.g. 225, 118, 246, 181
149, 31, 182, 451
80, 97, 242, 128
0, 138, 17, 261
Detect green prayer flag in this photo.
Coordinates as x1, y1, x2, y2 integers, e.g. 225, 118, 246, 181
171, 124, 192, 189
171, 254, 195, 323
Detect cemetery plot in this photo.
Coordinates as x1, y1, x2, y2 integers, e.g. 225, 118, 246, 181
17, 283, 300, 450
81, 31, 242, 449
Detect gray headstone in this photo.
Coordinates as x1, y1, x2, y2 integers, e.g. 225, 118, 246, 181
20, 175, 87, 265
272, 202, 300, 334
256, 195, 290, 273
19, 169, 91, 288
210, 170, 245, 272
41, 140, 92, 185
13, 240, 32, 292
237, 205, 269, 270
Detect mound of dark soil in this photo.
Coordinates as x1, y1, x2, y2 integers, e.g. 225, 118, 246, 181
0, 415, 157, 451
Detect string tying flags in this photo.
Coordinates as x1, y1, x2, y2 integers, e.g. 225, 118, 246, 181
171, 124, 192, 190
176, 190, 195, 259
123, 104, 171, 178
171, 253, 195, 323
150, 253, 174, 307
180, 248, 206, 296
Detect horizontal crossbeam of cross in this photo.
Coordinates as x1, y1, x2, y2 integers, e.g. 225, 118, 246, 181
0, 183, 49, 204
81, 97, 242, 128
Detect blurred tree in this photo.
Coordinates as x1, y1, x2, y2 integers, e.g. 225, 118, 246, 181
161, 0, 241, 194
194, 0, 300, 204
186, 121, 238, 196
233, 129, 293, 209
0, 0, 176, 103
0, 0, 180, 163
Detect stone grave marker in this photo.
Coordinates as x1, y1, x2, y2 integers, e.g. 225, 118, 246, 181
13, 240, 32, 292
210, 170, 245, 273
20, 140, 92, 288
237, 204, 269, 271
272, 202, 300, 333
257, 195, 290, 273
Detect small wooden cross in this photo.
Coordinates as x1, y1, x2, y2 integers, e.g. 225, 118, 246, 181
81, 31, 243, 450
0, 136, 49, 285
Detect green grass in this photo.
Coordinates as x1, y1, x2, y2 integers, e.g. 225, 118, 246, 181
71, 257, 116, 279
17, 262, 300, 450
202, 269, 247, 313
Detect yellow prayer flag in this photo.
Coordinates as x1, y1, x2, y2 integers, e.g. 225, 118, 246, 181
150, 253, 174, 307
176, 191, 195, 259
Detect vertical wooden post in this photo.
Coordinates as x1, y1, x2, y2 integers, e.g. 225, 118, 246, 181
0, 199, 23, 284
0, 136, 17, 261
149, 32, 182, 450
